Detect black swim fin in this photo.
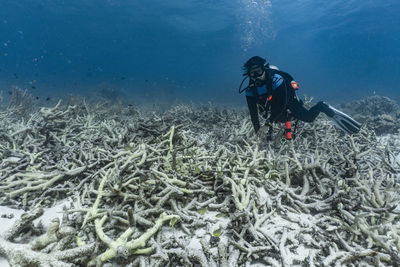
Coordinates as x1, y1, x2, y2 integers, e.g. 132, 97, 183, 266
323, 104, 361, 135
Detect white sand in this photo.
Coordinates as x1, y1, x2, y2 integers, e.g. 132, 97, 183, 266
0, 200, 69, 266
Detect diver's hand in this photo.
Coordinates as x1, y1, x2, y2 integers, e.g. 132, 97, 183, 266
256, 120, 273, 140
256, 125, 269, 138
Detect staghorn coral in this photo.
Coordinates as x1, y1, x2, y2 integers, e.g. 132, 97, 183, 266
0, 97, 399, 266
341, 95, 400, 135
6, 87, 35, 118
341, 95, 400, 117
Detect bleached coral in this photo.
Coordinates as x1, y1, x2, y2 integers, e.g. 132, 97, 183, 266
0, 97, 399, 266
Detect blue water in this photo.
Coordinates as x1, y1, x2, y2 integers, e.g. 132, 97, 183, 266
1, 0, 399, 105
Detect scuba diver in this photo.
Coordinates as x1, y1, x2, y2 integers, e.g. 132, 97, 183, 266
238, 56, 361, 140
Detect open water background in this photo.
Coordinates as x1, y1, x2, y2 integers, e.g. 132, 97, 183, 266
0, 0, 399, 106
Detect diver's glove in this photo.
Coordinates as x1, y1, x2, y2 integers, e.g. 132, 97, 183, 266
262, 119, 273, 141
256, 120, 274, 141
265, 118, 273, 126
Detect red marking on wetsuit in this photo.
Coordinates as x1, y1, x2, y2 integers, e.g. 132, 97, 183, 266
291, 81, 299, 89
285, 121, 292, 140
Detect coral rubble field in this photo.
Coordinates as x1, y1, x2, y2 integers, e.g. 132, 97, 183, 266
0, 91, 400, 266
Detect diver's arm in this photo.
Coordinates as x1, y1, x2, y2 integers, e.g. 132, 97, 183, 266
266, 81, 288, 123
246, 95, 260, 133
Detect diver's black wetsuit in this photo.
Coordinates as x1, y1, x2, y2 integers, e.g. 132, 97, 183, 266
246, 68, 327, 133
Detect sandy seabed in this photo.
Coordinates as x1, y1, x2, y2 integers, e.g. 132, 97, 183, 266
0, 92, 400, 266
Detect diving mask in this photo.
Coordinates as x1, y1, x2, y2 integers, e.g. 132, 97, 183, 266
249, 67, 264, 79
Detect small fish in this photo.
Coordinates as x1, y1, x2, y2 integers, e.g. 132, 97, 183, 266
8, 91, 12, 95
46, 97, 51, 101
128, 104, 133, 107
31, 86, 36, 89
36, 96, 39, 100
121, 76, 126, 80
13, 73, 18, 79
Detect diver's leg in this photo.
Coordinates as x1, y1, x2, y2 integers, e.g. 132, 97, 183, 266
292, 101, 361, 134
290, 100, 326, 122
